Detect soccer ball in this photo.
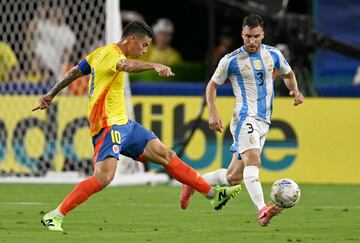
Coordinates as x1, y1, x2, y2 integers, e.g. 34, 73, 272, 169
270, 178, 301, 208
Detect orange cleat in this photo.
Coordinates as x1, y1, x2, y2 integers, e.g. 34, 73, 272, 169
179, 184, 195, 209
258, 204, 282, 227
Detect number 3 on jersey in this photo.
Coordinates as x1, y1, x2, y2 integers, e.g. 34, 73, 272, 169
256, 71, 264, 86
111, 130, 121, 144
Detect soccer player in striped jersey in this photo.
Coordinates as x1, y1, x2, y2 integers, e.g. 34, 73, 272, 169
34, 21, 241, 232
180, 14, 304, 226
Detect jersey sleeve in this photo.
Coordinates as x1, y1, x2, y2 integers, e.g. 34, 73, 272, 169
104, 46, 126, 73
113, 52, 126, 72
270, 48, 292, 76
85, 46, 125, 74
210, 56, 230, 85
85, 49, 96, 65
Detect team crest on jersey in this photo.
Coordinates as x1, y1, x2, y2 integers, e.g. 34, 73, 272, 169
252, 60, 262, 70
112, 144, 120, 154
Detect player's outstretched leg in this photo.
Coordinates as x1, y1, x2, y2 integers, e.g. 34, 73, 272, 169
41, 212, 64, 232
180, 168, 237, 209
144, 139, 241, 210
179, 184, 195, 209
211, 184, 241, 210
258, 204, 282, 227
165, 156, 241, 210
40, 159, 113, 232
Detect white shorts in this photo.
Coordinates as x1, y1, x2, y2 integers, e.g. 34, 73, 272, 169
230, 116, 269, 155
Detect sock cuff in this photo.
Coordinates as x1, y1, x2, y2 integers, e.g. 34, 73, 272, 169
164, 155, 180, 169
89, 175, 103, 191
243, 165, 259, 179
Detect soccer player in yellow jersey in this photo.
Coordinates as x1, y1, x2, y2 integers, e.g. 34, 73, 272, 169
33, 21, 241, 232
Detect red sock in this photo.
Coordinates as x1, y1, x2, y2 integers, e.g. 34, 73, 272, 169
165, 156, 211, 194
59, 176, 103, 216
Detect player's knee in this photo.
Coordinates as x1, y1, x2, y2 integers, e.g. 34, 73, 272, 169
100, 175, 114, 186
227, 173, 243, 185
246, 161, 261, 167
156, 147, 176, 163
164, 148, 176, 161
243, 154, 261, 167
95, 173, 115, 186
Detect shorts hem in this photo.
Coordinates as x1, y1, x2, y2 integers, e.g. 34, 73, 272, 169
95, 154, 118, 163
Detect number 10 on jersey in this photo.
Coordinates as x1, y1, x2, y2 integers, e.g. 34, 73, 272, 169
111, 130, 121, 144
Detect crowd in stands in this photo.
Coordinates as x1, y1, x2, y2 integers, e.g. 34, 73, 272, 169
1, 5, 359, 97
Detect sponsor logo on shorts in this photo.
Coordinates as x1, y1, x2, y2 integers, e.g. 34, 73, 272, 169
112, 144, 119, 153
249, 135, 255, 144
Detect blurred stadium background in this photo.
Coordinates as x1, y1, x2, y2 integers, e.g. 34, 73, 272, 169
0, 0, 359, 242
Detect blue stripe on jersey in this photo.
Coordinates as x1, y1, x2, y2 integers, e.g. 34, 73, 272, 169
78, 59, 91, 75
249, 53, 267, 120
89, 68, 95, 98
270, 51, 280, 71
231, 58, 248, 151
270, 90, 274, 118
258, 54, 267, 119
269, 50, 277, 119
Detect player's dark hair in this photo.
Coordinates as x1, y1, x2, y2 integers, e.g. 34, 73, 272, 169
242, 14, 264, 29
122, 21, 154, 39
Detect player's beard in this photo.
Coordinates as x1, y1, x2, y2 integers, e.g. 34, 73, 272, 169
246, 45, 258, 53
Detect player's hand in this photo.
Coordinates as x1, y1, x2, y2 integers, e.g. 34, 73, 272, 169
289, 90, 304, 106
209, 110, 223, 133
32, 93, 54, 111
154, 64, 175, 77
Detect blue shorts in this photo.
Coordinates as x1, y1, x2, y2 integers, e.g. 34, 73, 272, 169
92, 120, 157, 164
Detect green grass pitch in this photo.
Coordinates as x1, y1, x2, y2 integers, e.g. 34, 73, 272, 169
0, 183, 359, 243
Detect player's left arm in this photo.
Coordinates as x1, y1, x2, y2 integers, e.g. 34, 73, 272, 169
281, 70, 304, 106
32, 65, 84, 111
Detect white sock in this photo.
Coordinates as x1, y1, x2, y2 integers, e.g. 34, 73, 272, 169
202, 168, 230, 186
243, 166, 266, 211
52, 208, 64, 218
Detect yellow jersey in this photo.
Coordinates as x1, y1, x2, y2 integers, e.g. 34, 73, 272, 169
84, 44, 128, 136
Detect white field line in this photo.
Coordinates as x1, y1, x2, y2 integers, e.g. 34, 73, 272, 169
315, 205, 360, 210
3, 202, 357, 210
0, 201, 45, 205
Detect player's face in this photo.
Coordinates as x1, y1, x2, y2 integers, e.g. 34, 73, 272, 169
242, 26, 264, 53
129, 35, 152, 58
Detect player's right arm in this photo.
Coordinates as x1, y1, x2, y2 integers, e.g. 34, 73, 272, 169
116, 59, 174, 77
32, 65, 84, 111
206, 55, 231, 133
206, 80, 223, 133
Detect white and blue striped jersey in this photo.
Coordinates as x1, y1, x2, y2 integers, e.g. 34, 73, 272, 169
211, 44, 291, 124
